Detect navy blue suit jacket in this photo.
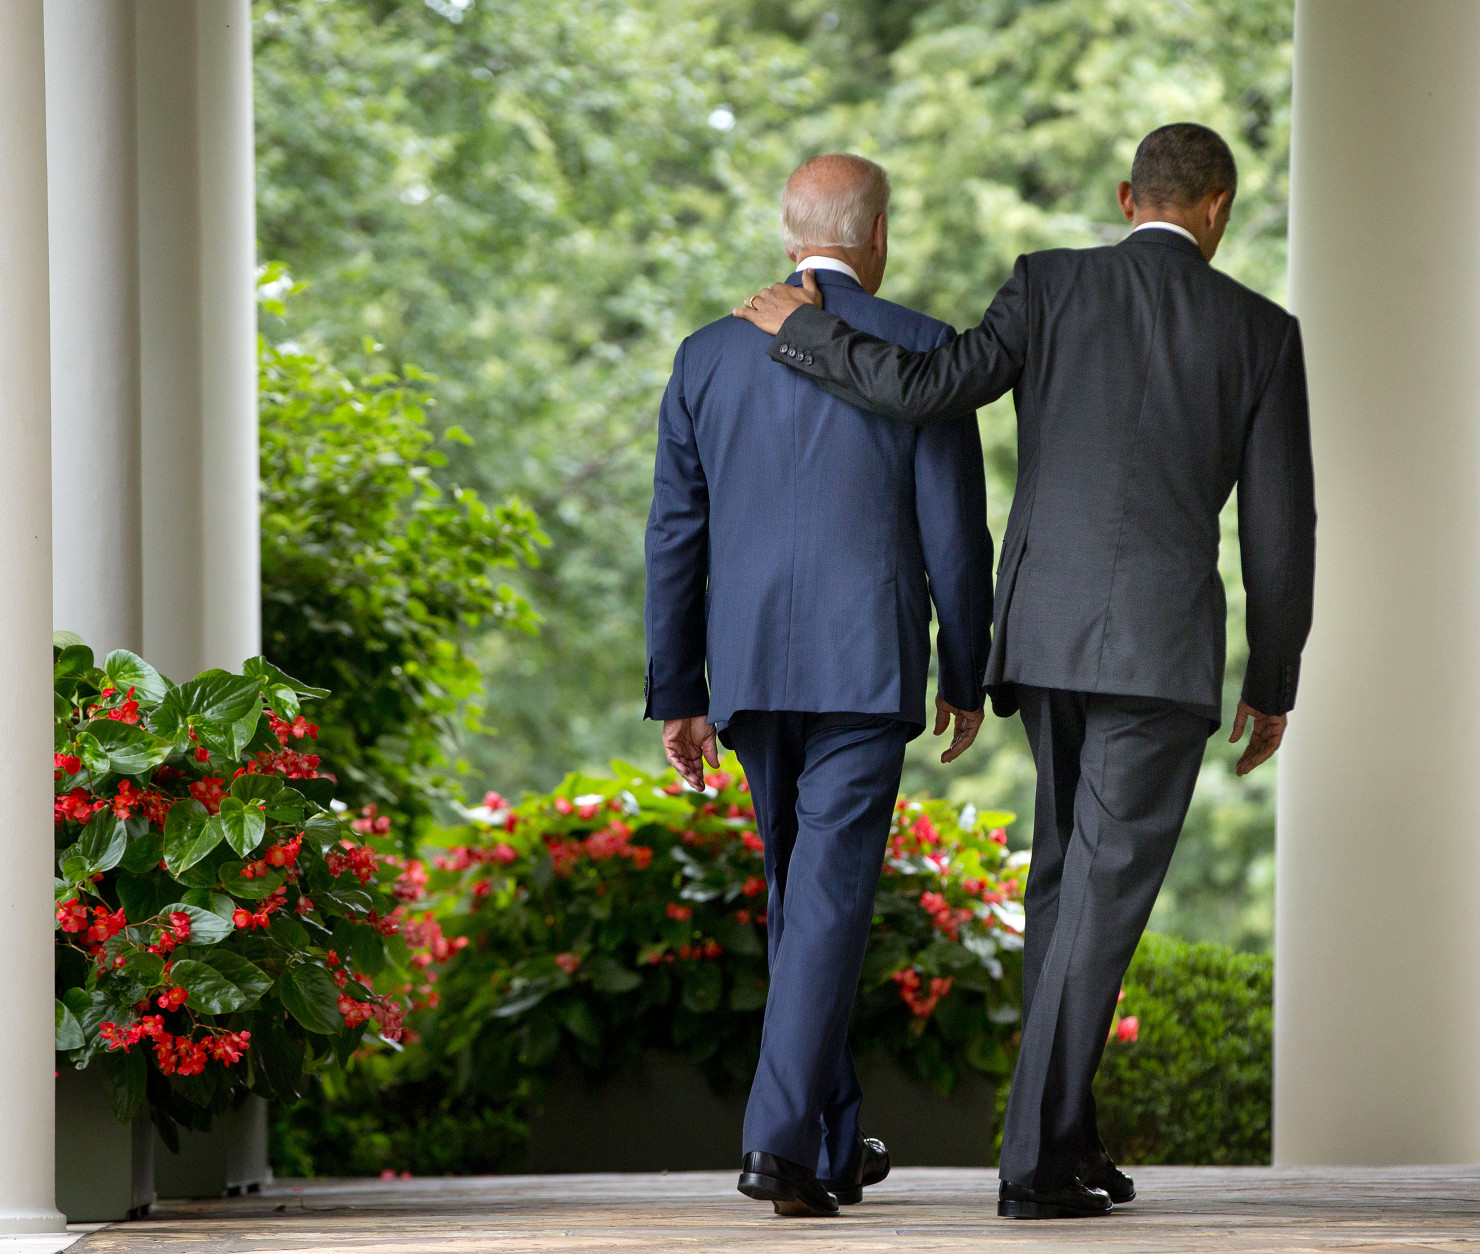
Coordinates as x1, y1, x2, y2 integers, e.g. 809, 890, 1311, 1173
644, 269, 993, 733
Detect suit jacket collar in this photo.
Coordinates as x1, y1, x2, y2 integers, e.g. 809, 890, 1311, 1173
1120, 226, 1207, 262
786, 268, 865, 294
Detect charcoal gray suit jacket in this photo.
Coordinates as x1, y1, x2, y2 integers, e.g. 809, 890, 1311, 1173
768, 227, 1315, 721
644, 269, 993, 732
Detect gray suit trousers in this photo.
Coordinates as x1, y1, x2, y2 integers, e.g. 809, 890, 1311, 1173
998, 686, 1210, 1187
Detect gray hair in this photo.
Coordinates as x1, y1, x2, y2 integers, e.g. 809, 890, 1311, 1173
780, 154, 891, 254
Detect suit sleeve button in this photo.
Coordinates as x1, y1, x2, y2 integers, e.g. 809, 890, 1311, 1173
804, 355, 813, 364
777, 343, 789, 353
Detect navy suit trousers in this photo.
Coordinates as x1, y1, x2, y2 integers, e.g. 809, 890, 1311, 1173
999, 686, 1210, 1187
726, 710, 912, 1178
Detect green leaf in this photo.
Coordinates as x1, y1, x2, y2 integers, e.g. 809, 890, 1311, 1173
201, 950, 272, 1009
102, 1047, 146, 1124
728, 973, 770, 1012
559, 998, 601, 1047
212, 796, 267, 858
83, 719, 173, 775
73, 730, 110, 779
163, 799, 221, 875
127, 952, 168, 988
180, 888, 237, 922
280, 962, 344, 1035
216, 862, 286, 899
680, 962, 723, 1014
118, 830, 164, 876
302, 812, 344, 852
230, 775, 285, 806
243, 656, 329, 698
53, 630, 87, 652
349, 925, 386, 975
55, 1000, 84, 1051
114, 871, 169, 923
170, 959, 249, 1015
587, 955, 642, 994
710, 914, 764, 958
171, 671, 264, 724
158, 902, 234, 946
101, 650, 169, 705
74, 810, 128, 874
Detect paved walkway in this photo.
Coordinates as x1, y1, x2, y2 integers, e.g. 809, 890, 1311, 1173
70, 1166, 1480, 1253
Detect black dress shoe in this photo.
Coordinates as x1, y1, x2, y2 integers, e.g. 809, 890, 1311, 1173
821, 1136, 891, 1205
1077, 1148, 1135, 1203
997, 1179, 1113, 1219
738, 1151, 840, 1217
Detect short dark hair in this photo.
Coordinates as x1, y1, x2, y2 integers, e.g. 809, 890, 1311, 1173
1130, 123, 1237, 207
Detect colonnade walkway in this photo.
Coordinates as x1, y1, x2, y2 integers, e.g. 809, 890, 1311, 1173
59, 1165, 1480, 1253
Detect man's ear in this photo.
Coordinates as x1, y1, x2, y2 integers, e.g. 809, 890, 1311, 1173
1209, 189, 1235, 229
1117, 181, 1136, 222
872, 212, 887, 253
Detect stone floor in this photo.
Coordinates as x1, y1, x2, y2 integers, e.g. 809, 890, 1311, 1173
67, 1165, 1480, 1254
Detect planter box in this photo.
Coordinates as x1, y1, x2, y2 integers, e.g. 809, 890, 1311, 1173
55, 1066, 154, 1222
525, 1050, 997, 1173
154, 1096, 272, 1199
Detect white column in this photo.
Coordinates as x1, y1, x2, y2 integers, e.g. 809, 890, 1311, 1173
45, 0, 143, 658
196, 0, 261, 672
0, 0, 68, 1235
137, 0, 260, 680
1278, 0, 1480, 1164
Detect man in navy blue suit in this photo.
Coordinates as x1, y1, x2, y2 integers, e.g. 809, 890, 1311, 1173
644, 154, 994, 1216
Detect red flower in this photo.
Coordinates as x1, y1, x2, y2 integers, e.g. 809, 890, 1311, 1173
56, 899, 90, 933
705, 771, 732, 791
553, 797, 574, 816
628, 846, 653, 870
577, 803, 600, 821
483, 791, 508, 810
168, 911, 192, 941
157, 986, 188, 1011
55, 788, 102, 825
554, 952, 581, 975
665, 902, 693, 921
733, 909, 751, 925
54, 753, 82, 776
1116, 1015, 1139, 1043
231, 908, 253, 929
488, 844, 517, 865
741, 833, 764, 853
189, 776, 226, 814
194, 746, 211, 763
741, 876, 766, 898
989, 827, 1008, 846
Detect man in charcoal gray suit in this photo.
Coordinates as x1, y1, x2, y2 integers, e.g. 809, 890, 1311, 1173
737, 123, 1316, 1218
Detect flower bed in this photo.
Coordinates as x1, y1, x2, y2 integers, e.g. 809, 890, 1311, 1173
275, 757, 1029, 1175
51, 637, 449, 1148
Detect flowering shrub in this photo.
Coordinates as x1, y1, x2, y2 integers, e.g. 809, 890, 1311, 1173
276, 755, 1028, 1175
427, 757, 1026, 1086
51, 636, 451, 1147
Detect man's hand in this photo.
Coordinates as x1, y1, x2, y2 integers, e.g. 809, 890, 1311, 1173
1230, 700, 1287, 776
663, 715, 720, 790
934, 695, 985, 765
732, 269, 822, 335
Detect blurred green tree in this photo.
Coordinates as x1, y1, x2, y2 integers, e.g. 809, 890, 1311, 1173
254, 0, 1292, 949
258, 271, 546, 848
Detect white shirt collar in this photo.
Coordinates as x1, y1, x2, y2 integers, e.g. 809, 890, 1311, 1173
1132, 221, 1200, 248
794, 254, 862, 285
